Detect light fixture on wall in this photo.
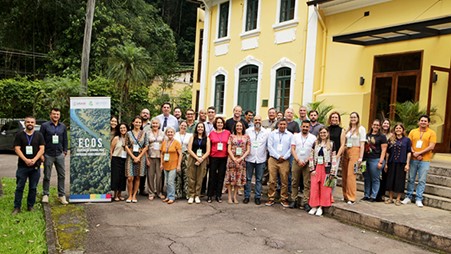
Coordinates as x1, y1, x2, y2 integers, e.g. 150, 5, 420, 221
432, 72, 438, 83
359, 76, 365, 86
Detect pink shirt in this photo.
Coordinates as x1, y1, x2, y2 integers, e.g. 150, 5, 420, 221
209, 130, 231, 158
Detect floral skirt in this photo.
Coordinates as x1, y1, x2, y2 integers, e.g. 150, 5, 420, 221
224, 157, 246, 186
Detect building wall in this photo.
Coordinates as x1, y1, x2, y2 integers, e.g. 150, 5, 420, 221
196, 0, 312, 116
318, 0, 451, 129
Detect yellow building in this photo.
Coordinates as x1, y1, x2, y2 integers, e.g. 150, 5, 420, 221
193, 0, 451, 152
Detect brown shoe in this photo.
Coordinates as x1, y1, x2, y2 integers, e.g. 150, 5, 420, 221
27, 206, 34, 212
12, 208, 21, 215
281, 201, 290, 208
265, 200, 275, 206
167, 200, 174, 204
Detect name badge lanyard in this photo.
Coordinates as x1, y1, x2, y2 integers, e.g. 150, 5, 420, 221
299, 135, 308, 156
164, 140, 174, 161
277, 132, 285, 153
180, 134, 186, 150
197, 138, 203, 157
236, 139, 243, 156
217, 131, 224, 149
52, 124, 59, 144
26, 132, 34, 155
131, 132, 142, 152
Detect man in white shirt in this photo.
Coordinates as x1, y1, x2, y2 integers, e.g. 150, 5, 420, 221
290, 120, 316, 211
205, 106, 216, 136
266, 118, 293, 207
244, 115, 269, 205
156, 102, 179, 132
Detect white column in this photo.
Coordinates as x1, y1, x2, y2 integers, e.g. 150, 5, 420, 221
199, 5, 211, 110
302, 5, 318, 104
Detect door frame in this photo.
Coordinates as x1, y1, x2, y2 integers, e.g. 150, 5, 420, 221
427, 64, 451, 153
369, 70, 421, 125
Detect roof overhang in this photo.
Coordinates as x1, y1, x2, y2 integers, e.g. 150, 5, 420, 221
333, 15, 451, 46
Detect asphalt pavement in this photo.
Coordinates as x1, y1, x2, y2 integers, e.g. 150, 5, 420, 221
0, 153, 432, 253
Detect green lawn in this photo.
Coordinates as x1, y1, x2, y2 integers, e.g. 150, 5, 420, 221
0, 178, 47, 253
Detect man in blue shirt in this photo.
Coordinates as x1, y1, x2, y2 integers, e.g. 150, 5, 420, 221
40, 108, 69, 205
266, 118, 293, 207
156, 102, 179, 132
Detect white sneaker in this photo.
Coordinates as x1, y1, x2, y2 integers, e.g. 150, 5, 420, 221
308, 207, 317, 215
188, 197, 194, 204
42, 195, 49, 203
59, 196, 68, 205
315, 207, 323, 216
347, 201, 355, 205
401, 197, 411, 205
195, 196, 201, 204
415, 200, 424, 208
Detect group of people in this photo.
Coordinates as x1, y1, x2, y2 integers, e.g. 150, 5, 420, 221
12, 108, 69, 215
12, 102, 436, 215
109, 103, 437, 213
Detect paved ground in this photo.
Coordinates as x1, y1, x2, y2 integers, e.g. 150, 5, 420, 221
0, 153, 433, 253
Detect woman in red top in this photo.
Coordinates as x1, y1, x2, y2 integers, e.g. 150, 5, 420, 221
207, 117, 231, 203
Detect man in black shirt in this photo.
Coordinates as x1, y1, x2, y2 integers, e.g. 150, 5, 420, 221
40, 107, 69, 205
225, 105, 248, 132
12, 116, 45, 215
285, 108, 300, 134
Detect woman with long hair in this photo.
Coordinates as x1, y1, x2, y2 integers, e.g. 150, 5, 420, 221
174, 121, 192, 199
146, 118, 165, 200
160, 127, 182, 204
340, 112, 366, 204
124, 116, 148, 203
362, 119, 387, 202
225, 121, 250, 204
377, 119, 392, 201
207, 116, 231, 203
327, 112, 345, 157
110, 115, 118, 140
187, 122, 211, 204
309, 127, 335, 216
385, 123, 411, 206
110, 123, 129, 201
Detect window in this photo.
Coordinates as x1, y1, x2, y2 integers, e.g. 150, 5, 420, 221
275, 67, 291, 112
214, 75, 225, 113
238, 65, 258, 113
279, 0, 295, 23
218, 1, 230, 38
245, 0, 259, 32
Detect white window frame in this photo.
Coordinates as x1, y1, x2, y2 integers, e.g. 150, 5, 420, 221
269, 57, 296, 110
273, 0, 299, 30
215, 0, 232, 43
210, 68, 228, 115
241, 0, 261, 38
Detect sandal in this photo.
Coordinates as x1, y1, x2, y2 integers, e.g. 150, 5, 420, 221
114, 197, 120, 202
119, 197, 125, 201
395, 200, 402, 206
148, 195, 154, 201
126, 199, 132, 203
385, 199, 394, 204
162, 198, 169, 202
132, 199, 138, 203
159, 194, 166, 200
167, 200, 174, 204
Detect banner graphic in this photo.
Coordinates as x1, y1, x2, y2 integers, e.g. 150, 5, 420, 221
69, 97, 111, 202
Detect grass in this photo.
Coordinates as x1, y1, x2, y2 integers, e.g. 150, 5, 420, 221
0, 178, 47, 254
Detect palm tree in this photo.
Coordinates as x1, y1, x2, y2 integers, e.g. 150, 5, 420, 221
107, 42, 152, 122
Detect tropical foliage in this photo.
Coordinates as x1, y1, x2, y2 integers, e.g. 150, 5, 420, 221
394, 101, 438, 133
307, 100, 335, 124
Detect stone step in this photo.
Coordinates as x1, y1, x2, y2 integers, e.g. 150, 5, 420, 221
326, 188, 451, 253
336, 178, 451, 211
429, 163, 451, 177
425, 174, 451, 188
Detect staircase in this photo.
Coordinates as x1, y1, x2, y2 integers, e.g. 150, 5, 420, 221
329, 160, 451, 252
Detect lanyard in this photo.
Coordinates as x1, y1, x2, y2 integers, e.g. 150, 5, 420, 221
278, 132, 285, 144
254, 130, 260, 141
165, 140, 174, 153
300, 134, 308, 148
197, 137, 203, 147
217, 131, 223, 143
26, 132, 34, 145
180, 134, 186, 145
131, 131, 142, 148
53, 124, 59, 135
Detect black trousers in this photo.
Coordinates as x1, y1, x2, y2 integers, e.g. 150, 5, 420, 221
207, 157, 227, 198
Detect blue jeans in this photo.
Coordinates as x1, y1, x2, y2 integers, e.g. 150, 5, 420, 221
14, 166, 41, 209
244, 161, 265, 199
164, 169, 177, 201
406, 160, 430, 201
43, 153, 66, 196
363, 158, 384, 199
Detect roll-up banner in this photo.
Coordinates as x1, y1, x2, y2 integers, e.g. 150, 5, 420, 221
69, 97, 111, 202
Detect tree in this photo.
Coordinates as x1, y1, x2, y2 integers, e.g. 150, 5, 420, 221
107, 42, 152, 122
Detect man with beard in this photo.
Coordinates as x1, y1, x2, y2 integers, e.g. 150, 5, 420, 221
290, 120, 316, 211
309, 110, 324, 136
266, 118, 293, 207
244, 110, 254, 128
12, 116, 45, 215
40, 108, 69, 205
244, 115, 269, 205
185, 109, 198, 134
141, 108, 151, 132
174, 107, 183, 125
225, 105, 248, 131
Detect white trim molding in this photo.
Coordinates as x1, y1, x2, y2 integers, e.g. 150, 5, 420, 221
215, 0, 232, 42
199, 5, 211, 111
241, 0, 262, 34
234, 56, 263, 115
274, 0, 299, 27
210, 67, 229, 114
269, 57, 297, 110
302, 5, 318, 105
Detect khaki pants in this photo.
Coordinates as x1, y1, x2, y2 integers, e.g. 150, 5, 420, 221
187, 156, 207, 197
342, 147, 359, 202
291, 162, 310, 204
147, 158, 162, 197
267, 157, 290, 201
